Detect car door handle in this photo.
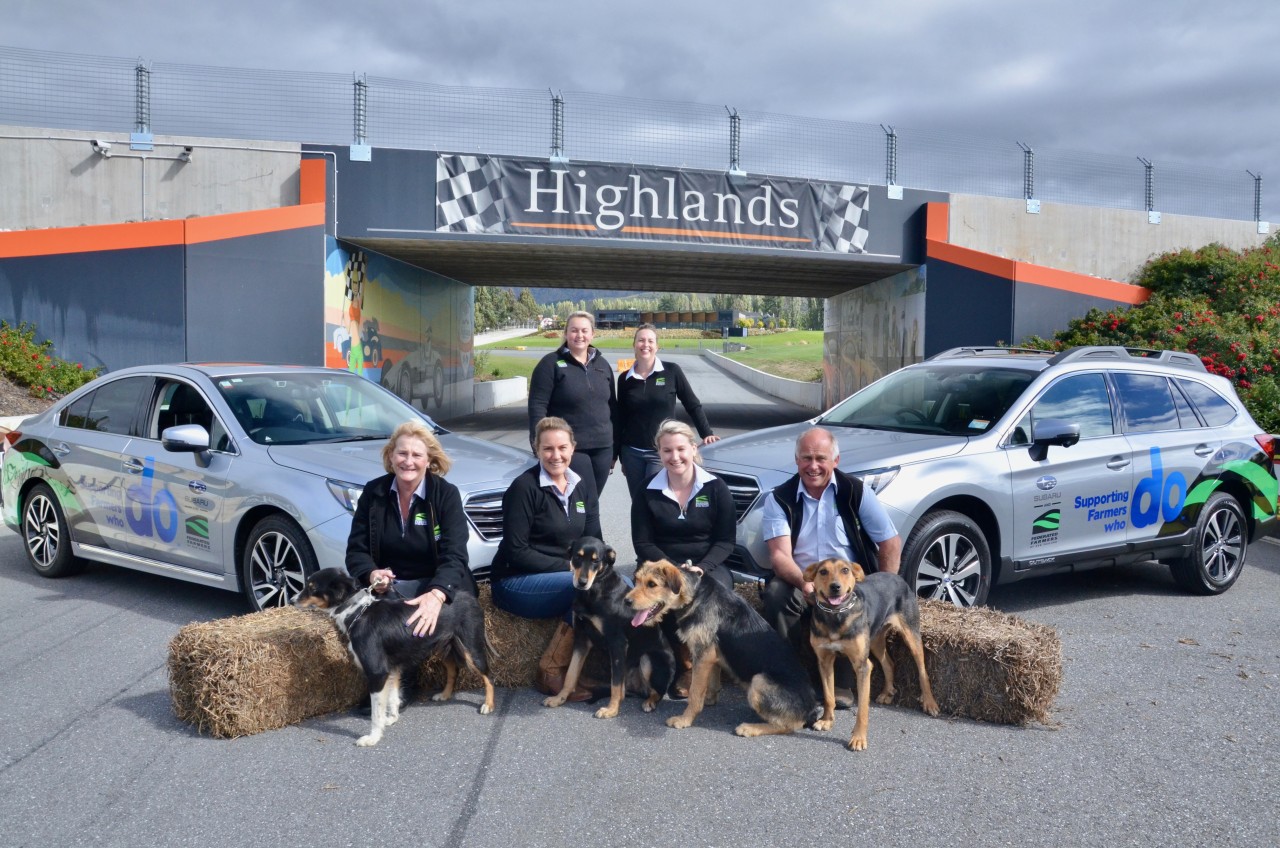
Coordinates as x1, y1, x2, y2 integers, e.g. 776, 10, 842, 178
1106, 456, 1131, 470
123, 458, 145, 474
1194, 444, 1214, 457
188, 480, 207, 493
51, 442, 71, 456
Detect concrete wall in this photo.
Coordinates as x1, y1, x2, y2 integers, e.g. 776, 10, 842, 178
0, 125, 301, 230
949, 195, 1272, 283
475, 377, 528, 412
704, 351, 824, 411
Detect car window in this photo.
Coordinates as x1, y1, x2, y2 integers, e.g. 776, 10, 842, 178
1176, 378, 1237, 427
1011, 373, 1115, 444
1170, 381, 1201, 428
151, 380, 235, 452
1113, 373, 1179, 434
63, 376, 150, 435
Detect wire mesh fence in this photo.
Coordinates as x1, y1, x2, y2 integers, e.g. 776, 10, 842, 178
1, 45, 1272, 224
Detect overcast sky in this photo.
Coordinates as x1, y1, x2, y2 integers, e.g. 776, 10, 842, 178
8, 0, 1277, 202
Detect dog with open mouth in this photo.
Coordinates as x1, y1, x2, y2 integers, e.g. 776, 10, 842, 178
627, 559, 818, 737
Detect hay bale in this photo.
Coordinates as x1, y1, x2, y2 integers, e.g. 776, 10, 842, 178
419, 586, 559, 691
168, 606, 363, 739
873, 600, 1062, 725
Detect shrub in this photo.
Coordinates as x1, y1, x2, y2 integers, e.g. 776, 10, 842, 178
0, 320, 101, 399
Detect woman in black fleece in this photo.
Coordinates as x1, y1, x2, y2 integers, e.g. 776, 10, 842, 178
615, 324, 719, 497
527, 311, 618, 496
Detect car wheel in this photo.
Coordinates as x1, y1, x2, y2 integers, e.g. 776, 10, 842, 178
398, 368, 413, 405
902, 510, 992, 608
1168, 492, 1246, 595
242, 515, 317, 611
432, 361, 444, 408
22, 482, 83, 578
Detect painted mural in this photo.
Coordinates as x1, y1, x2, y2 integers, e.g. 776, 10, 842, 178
324, 238, 474, 420
822, 267, 925, 406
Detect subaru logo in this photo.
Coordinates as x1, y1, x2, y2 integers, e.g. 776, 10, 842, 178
1035, 475, 1058, 491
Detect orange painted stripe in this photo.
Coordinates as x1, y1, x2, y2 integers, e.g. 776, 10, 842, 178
185, 203, 325, 244
300, 158, 327, 206
0, 219, 185, 258
927, 239, 1149, 304
925, 201, 949, 244
510, 221, 812, 243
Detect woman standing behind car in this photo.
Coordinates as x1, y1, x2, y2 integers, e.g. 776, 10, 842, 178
345, 420, 474, 639
616, 324, 719, 497
491, 417, 602, 699
528, 311, 618, 497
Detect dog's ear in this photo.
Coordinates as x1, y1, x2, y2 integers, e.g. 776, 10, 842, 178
659, 562, 685, 595
849, 562, 867, 582
802, 563, 820, 583
604, 545, 616, 567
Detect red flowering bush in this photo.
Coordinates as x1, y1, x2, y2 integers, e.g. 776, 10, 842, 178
0, 320, 101, 400
1023, 234, 1280, 432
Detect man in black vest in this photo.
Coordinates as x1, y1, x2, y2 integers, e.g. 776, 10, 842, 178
760, 427, 903, 699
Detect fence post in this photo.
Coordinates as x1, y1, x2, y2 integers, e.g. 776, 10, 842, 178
1247, 171, 1268, 234
1017, 142, 1038, 213
726, 107, 744, 176
550, 89, 566, 163
881, 125, 900, 199
1138, 157, 1159, 224
130, 60, 153, 150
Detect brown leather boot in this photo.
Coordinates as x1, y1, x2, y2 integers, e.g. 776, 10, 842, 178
535, 622, 592, 702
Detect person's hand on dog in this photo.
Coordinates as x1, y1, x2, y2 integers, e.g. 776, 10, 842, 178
369, 570, 394, 593
802, 580, 816, 604
405, 589, 446, 637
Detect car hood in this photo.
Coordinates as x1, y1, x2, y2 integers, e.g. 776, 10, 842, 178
701, 422, 967, 476
266, 434, 534, 490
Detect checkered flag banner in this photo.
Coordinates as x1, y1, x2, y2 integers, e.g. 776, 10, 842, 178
435, 154, 509, 233
816, 184, 870, 253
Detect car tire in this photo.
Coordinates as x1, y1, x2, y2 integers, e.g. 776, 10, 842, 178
21, 482, 84, 578
901, 510, 992, 608
432, 361, 444, 408
398, 368, 413, 406
1168, 492, 1246, 595
242, 515, 318, 612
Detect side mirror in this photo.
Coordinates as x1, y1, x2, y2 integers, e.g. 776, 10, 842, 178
162, 424, 212, 467
1028, 418, 1080, 462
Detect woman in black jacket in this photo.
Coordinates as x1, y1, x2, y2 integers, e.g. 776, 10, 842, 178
616, 323, 719, 496
527, 311, 618, 496
492, 417, 603, 698
345, 419, 473, 638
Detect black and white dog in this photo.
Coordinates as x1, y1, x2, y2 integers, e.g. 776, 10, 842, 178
296, 568, 495, 746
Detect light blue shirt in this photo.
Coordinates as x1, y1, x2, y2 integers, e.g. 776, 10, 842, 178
539, 464, 583, 516
760, 476, 896, 567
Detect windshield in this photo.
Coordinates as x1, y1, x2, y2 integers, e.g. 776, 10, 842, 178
821, 365, 1037, 436
213, 372, 439, 445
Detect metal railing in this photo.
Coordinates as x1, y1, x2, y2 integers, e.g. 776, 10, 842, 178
1, 45, 1272, 225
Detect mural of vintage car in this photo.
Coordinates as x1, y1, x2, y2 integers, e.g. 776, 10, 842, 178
382, 338, 445, 409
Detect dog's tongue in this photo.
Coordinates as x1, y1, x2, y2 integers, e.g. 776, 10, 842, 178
827, 593, 848, 606
631, 607, 653, 627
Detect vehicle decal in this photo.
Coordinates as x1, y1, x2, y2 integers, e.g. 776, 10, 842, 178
125, 457, 180, 543
1131, 447, 1187, 529
184, 515, 211, 551
1032, 510, 1060, 533
1074, 488, 1130, 534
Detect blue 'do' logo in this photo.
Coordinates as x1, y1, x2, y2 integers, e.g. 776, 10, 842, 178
1131, 446, 1187, 529
126, 457, 180, 543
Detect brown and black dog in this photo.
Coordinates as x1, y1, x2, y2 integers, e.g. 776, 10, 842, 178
543, 537, 675, 718
803, 558, 939, 751
627, 559, 819, 737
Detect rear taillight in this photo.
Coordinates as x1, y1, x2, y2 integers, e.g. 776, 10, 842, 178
3, 430, 20, 447
1253, 434, 1277, 462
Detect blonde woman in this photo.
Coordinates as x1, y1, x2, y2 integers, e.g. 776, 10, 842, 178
528, 311, 618, 496
345, 420, 473, 640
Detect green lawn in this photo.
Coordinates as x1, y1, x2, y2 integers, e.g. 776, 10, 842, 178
475, 354, 538, 382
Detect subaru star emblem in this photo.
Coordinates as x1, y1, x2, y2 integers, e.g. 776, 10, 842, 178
1035, 475, 1058, 491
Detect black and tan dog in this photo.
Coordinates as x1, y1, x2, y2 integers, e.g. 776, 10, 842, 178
543, 537, 675, 718
296, 568, 495, 746
803, 558, 940, 751
627, 559, 818, 737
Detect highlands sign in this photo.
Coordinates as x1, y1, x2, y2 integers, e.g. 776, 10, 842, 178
435, 154, 870, 253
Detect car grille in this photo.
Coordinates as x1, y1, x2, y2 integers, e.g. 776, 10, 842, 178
715, 471, 762, 522
463, 490, 504, 542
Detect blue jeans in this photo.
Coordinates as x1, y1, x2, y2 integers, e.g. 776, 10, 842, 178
620, 445, 662, 497
491, 570, 576, 620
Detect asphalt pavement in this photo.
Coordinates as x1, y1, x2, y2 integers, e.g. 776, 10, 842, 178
1, 354, 1277, 847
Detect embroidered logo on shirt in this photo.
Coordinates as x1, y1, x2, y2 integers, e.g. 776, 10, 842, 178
556, 360, 568, 368
575, 500, 586, 513
413, 512, 429, 526
694, 494, 710, 508
655, 377, 666, 386
433, 524, 442, 540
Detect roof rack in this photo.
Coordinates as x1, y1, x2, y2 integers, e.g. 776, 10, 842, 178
1045, 345, 1206, 372
927, 347, 1052, 361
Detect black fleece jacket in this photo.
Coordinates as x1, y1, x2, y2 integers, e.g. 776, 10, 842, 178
631, 471, 736, 574
615, 359, 714, 453
527, 345, 617, 452
345, 471, 474, 600
490, 465, 602, 580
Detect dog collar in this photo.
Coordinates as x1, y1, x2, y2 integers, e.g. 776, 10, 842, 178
815, 593, 858, 614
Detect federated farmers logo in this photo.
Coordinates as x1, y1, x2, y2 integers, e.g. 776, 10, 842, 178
413, 512, 429, 526
694, 494, 710, 508
185, 516, 210, 551
433, 524, 442, 541
556, 360, 567, 368
655, 377, 666, 386
575, 500, 586, 513
1032, 510, 1060, 535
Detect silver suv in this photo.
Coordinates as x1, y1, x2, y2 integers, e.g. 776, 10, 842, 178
701, 346, 1280, 607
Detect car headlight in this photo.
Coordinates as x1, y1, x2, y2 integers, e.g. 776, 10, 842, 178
326, 479, 364, 513
855, 467, 898, 493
